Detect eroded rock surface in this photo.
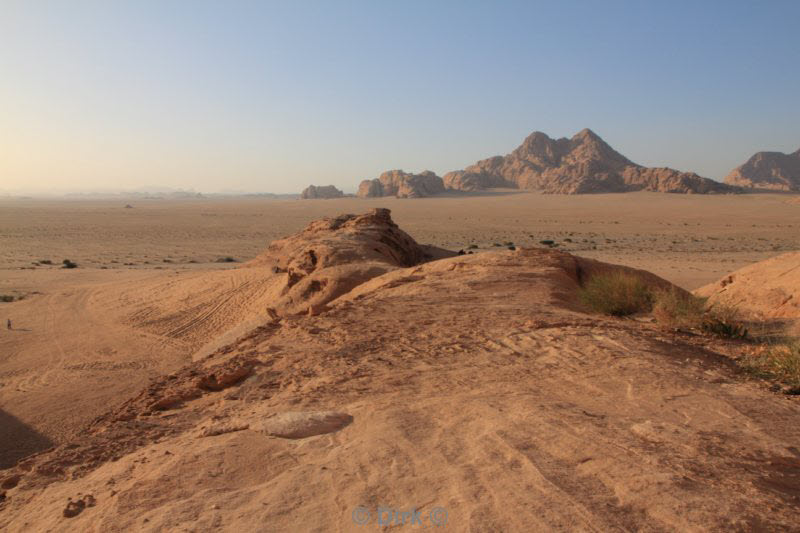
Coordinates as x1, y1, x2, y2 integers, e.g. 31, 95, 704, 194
725, 149, 800, 191
444, 128, 736, 194
357, 170, 445, 198
300, 185, 344, 199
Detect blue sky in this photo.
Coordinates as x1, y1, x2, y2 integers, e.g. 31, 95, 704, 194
2, 0, 798, 193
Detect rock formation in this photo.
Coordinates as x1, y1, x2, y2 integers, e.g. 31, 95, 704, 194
725, 148, 800, 191
247, 208, 454, 314
2, 211, 799, 531
695, 251, 800, 335
357, 170, 445, 198
444, 128, 735, 194
300, 185, 344, 199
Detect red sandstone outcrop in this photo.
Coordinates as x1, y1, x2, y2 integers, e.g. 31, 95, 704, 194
247, 208, 453, 314
695, 251, 800, 335
725, 149, 800, 191
357, 170, 445, 198
444, 129, 735, 194
300, 185, 344, 199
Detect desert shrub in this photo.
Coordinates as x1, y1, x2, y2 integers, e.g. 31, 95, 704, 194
652, 288, 706, 328
216, 257, 238, 263
39, 259, 53, 265
467, 244, 478, 249
741, 340, 800, 388
0, 295, 15, 303
62, 259, 78, 269
701, 303, 748, 339
540, 240, 555, 246
578, 271, 654, 316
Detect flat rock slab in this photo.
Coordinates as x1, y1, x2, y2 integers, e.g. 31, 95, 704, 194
253, 411, 353, 439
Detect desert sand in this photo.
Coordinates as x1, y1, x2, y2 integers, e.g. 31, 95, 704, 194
1, 196, 799, 531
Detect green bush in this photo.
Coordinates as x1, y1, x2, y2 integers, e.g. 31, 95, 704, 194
578, 271, 654, 316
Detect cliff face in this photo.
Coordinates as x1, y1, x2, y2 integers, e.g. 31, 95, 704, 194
444, 129, 735, 194
725, 149, 800, 191
300, 185, 344, 199
357, 170, 445, 198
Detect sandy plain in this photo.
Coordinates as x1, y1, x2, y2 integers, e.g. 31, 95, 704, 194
2, 191, 798, 288
0, 192, 799, 531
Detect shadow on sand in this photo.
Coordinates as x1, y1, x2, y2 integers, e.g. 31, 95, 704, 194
0, 409, 53, 470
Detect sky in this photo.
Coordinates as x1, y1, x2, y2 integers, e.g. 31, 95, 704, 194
1, 0, 799, 194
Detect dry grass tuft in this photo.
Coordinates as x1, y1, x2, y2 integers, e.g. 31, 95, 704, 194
652, 287, 706, 328
578, 271, 653, 317
741, 340, 800, 390
701, 303, 749, 339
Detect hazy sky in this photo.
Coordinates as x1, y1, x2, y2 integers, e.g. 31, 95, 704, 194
2, 1, 799, 194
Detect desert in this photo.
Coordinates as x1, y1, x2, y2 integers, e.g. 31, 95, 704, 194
4, 2, 800, 530
1, 192, 800, 530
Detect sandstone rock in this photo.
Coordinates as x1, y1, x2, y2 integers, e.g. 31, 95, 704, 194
252, 411, 353, 439
695, 252, 800, 335
300, 185, 344, 199
357, 170, 445, 198
444, 128, 735, 194
247, 208, 455, 315
725, 149, 800, 191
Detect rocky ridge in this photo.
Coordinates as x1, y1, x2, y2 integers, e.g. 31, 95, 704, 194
444, 129, 735, 194
300, 185, 344, 199
357, 170, 445, 198
725, 148, 800, 191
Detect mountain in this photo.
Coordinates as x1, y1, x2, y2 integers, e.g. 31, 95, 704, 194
300, 185, 344, 199
357, 170, 445, 198
443, 129, 736, 194
725, 148, 800, 191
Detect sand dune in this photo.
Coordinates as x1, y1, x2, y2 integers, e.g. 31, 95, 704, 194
1, 210, 798, 531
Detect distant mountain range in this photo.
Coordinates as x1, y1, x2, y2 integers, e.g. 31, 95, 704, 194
351, 128, 738, 198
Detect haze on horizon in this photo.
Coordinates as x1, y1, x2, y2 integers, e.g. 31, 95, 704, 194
2, 0, 799, 195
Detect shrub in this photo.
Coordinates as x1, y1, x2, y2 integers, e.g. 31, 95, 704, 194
216, 257, 238, 263
0, 295, 15, 303
701, 303, 748, 339
741, 340, 800, 388
62, 259, 78, 269
652, 288, 706, 328
39, 259, 53, 265
467, 244, 478, 249
540, 240, 555, 246
578, 271, 654, 316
